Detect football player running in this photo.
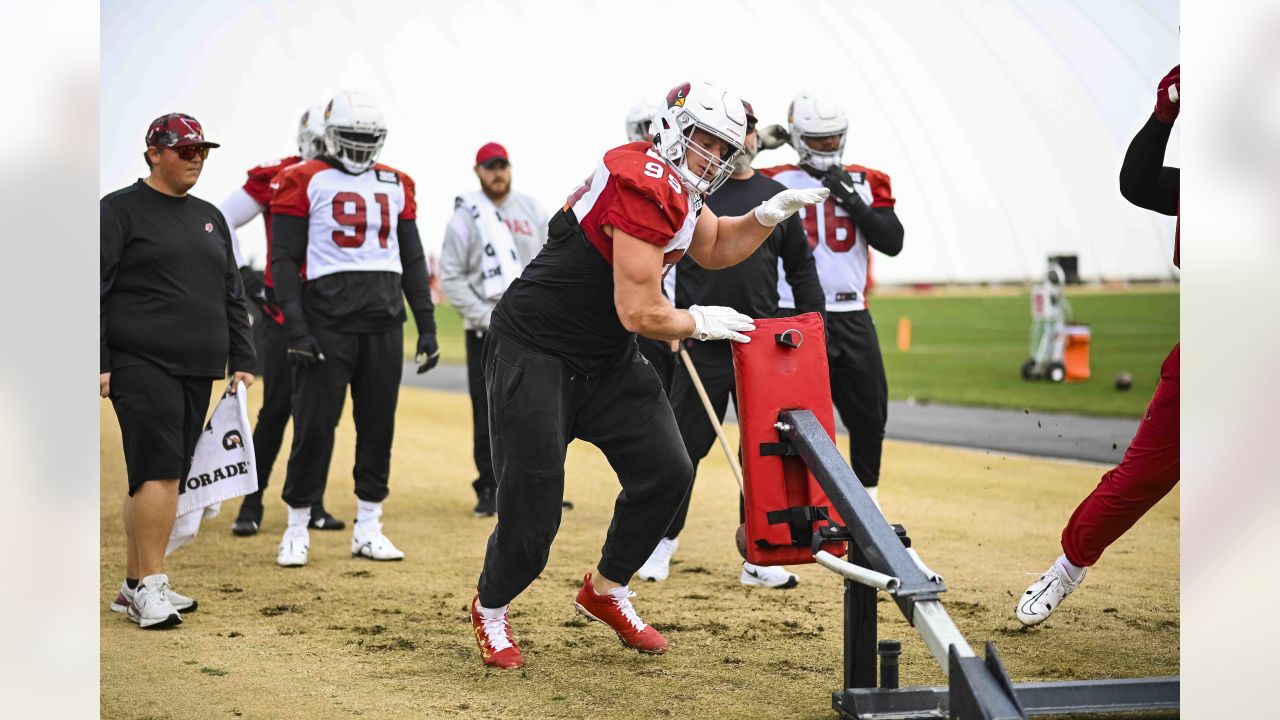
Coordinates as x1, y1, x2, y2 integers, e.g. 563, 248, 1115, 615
469, 80, 827, 669
218, 106, 345, 537
269, 90, 439, 568
758, 92, 904, 506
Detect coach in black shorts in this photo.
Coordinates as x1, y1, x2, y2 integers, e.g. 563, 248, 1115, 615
101, 113, 256, 629
468, 80, 827, 670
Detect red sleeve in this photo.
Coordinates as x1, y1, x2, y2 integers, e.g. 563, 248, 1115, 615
399, 171, 417, 221
243, 156, 301, 206
863, 167, 895, 208
269, 162, 314, 218
598, 155, 686, 246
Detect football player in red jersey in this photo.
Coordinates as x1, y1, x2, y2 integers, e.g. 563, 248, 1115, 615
218, 105, 344, 537
1017, 65, 1181, 627
468, 80, 828, 669
758, 92, 905, 507
268, 90, 438, 568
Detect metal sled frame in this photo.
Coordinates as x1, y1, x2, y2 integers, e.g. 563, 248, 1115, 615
769, 409, 1179, 720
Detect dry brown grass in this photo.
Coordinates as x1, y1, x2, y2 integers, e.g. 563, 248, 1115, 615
101, 384, 1177, 719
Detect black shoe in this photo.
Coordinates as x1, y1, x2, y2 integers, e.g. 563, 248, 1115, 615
309, 510, 346, 530
231, 519, 260, 536
473, 487, 496, 518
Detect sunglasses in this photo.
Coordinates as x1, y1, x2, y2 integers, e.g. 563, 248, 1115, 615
166, 145, 211, 161
480, 159, 510, 170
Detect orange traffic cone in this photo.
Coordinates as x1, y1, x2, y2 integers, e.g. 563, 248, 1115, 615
897, 316, 911, 352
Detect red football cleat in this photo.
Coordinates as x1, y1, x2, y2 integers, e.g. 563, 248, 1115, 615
471, 595, 524, 669
573, 572, 668, 654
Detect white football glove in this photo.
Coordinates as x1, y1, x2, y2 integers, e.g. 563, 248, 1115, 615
688, 305, 756, 343
755, 188, 831, 227
757, 123, 791, 150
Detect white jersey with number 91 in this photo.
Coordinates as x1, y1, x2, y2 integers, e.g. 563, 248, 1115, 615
269, 160, 417, 281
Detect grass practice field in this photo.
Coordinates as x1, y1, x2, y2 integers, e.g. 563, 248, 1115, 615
412, 287, 1178, 419
100, 384, 1178, 720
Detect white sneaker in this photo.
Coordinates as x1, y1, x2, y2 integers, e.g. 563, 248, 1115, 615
637, 537, 678, 582
1016, 560, 1086, 626
351, 521, 405, 561
127, 574, 182, 629
740, 561, 799, 589
277, 528, 310, 567
111, 580, 197, 614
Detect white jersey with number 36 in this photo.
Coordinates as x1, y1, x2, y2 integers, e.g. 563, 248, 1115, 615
269, 160, 417, 281
760, 163, 894, 312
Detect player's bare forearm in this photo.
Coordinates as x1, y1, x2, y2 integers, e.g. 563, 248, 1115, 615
688, 208, 772, 270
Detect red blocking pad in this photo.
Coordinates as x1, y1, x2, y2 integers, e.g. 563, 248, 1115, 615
731, 312, 846, 566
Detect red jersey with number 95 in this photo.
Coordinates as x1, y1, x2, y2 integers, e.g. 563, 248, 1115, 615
568, 141, 701, 274
269, 160, 417, 281
759, 163, 893, 312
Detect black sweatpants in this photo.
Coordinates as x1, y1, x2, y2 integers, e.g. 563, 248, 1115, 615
827, 310, 888, 488
281, 324, 403, 508
476, 332, 694, 609
637, 335, 677, 393
664, 340, 739, 539
235, 319, 331, 521
465, 329, 495, 494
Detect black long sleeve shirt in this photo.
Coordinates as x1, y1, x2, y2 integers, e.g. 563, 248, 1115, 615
100, 180, 256, 377
1119, 114, 1180, 266
673, 172, 826, 318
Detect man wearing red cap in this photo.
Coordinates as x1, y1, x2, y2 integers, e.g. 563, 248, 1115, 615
439, 142, 548, 517
101, 113, 256, 629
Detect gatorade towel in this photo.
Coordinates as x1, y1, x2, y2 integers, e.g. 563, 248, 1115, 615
732, 312, 846, 565
167, 383, 258, 555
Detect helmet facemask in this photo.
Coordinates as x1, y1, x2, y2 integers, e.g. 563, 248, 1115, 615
324, 126, 386, 174
794, 130, 846, 172
656, 106, 742, 195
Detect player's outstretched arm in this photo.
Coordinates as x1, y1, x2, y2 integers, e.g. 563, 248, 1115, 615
687, 188, 829, 270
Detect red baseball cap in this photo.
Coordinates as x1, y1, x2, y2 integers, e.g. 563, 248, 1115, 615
475, 142, 509, 167
742, 100, 758, 127
145, 113, 220, 149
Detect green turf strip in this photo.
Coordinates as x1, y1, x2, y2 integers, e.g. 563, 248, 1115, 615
408, 288, 1178, 419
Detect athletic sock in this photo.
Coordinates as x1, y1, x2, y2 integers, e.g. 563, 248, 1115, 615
477, 602, 509, 619
356, 500, 382, 526
287, 506, 311, 530
1056, 554, 1086, 583
125, 577, 139, 590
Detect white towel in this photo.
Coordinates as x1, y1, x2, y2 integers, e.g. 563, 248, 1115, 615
460, 191, 522, 300
166, 382, 259, 556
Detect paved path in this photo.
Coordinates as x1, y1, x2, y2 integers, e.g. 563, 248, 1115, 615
401, 362, 1137, 465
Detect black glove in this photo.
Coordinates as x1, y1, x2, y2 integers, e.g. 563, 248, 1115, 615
416, 333, 440, 374
287, 333, 326, 367
821, 165, 866, 217
239, 266, 267, 305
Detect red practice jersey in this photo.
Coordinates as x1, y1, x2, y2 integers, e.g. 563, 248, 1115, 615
242, 155, 302, 287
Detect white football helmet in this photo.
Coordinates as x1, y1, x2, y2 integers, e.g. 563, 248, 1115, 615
652, 80, 747, 194
323, 90, 387, 174
297, 104, 326, 161
788, 91, 848, 171
625, 99, 658, 143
